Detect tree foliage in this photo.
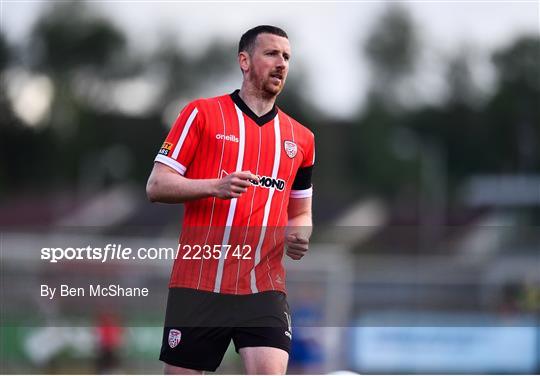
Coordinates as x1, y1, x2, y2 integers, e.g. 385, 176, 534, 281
364, 4, 419, 108
29, 1, 126, 75
1, 2, 538, 217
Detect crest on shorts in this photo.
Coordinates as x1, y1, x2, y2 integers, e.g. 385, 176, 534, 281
168, 329, 182, 348
284, 141, 297, 158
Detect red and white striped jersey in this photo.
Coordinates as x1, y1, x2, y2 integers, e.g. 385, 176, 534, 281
154, 90, 315, 295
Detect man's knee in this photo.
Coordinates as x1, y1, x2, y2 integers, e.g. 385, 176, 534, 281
239, 347, 289, 375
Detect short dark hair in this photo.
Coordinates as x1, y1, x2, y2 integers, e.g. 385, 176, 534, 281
238, 25, 288, 55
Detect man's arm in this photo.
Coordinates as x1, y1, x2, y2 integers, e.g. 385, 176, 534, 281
146, 162, 258, 203
285, 197, 312, 260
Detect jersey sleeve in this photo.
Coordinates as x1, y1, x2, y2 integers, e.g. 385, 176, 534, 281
290, 131, 315, 199
154, 101, 202, 175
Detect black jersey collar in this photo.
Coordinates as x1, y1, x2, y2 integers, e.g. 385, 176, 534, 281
230, 89, 278, 126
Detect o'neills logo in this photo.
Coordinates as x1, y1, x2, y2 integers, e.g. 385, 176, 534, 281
216, 133, 239, 143
250, 175, 285, 191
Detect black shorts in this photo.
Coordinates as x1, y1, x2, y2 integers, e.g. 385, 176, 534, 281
159, 287, 292, 372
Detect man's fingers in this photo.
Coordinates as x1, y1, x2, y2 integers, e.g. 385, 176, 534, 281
286, 249, 305, 256
231, 185, 248, 193
234, 171, 259, 182
287, 246, 308, 255
232, 178, 252, 188
287, 234, 309, 244
286, 243, 308, 253
286, 232, 310, 260
285, 233, 309, 258
286, 250, 301, 258
286, 250, 303, 260
286, 240, 308, 249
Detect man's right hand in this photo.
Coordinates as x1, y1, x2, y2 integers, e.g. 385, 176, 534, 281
213, 171, 259, 199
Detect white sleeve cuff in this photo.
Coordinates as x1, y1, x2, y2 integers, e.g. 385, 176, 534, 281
290, 186, 313, 198
154, 154, 187, 175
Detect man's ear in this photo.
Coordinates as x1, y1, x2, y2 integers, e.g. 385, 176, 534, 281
238, 51, 250, 74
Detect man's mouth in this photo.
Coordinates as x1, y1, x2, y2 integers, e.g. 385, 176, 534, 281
270, 72, 283, 80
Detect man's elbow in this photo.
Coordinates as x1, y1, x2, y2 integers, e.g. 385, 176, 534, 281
288, 211, 312, 225
146, 176, 160, 203
290, 208, 312, 220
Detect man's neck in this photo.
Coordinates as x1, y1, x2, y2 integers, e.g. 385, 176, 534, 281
238, 84, 276, 117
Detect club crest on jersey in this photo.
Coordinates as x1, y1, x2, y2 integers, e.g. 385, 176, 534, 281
168, 329, 182, 348
284, 141, 297, 158
159, 142, 173, 156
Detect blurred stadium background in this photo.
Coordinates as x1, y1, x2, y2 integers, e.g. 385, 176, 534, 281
1, 1, 539, 374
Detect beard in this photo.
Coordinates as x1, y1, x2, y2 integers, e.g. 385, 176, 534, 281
260, 76, 285, 98
249, 70, 286, 98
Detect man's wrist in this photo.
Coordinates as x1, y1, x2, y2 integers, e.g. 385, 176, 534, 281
205, 179, 219, 198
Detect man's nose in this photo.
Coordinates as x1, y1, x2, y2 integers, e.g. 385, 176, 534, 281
276, 56, 287, 69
